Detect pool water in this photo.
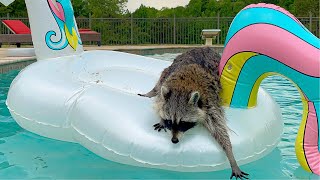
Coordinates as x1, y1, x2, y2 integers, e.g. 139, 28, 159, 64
0, 53, 318, 179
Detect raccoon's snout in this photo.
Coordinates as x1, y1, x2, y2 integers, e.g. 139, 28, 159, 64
171, 137, 179, 144
171, 129, 182, 144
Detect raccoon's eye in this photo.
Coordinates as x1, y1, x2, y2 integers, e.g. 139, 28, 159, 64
179, 121, 197, 132
163, 119, 172, 129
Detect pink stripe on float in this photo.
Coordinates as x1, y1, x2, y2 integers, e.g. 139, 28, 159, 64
304, 102, 320, 175
48, 0, 65, 22
243, 3, 302, 25
219, 24, 320, 77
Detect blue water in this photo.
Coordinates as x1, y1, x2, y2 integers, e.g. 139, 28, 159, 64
0, 53, 318, 179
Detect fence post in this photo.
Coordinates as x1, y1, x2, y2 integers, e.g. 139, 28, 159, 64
173, 14, 176, 44
89, 13, 92, 29
309, 11, 312, 32
217, 11, 220, 44
131, 14, 133, 44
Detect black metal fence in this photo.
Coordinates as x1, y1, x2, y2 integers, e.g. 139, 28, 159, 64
1, 15, 319, 45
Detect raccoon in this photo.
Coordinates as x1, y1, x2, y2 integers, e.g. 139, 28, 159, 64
139, 47, 249, 179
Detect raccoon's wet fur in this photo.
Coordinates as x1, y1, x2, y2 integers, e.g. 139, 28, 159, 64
138, 47, 248, 179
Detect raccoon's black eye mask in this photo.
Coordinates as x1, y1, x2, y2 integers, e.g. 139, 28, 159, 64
163, 119, 172, 129
163, 120, 197, 132
179, 121, 197, 132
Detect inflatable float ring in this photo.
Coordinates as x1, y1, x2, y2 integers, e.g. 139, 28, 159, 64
2, 0, 319, 175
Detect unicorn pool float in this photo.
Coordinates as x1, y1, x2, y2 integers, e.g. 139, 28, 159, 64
2, 0, 319, 175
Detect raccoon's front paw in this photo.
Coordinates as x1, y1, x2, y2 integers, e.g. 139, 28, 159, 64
153, 123, 167, 132
230, 168, 249, 179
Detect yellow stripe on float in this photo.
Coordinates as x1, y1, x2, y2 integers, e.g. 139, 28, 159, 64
295, 95, 312, 172
248, 72, 276, 107
220, 52, 257, 106
65, 25, 78, 51
248, 73, 311, 172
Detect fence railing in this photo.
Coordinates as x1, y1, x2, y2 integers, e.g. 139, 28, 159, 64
1, 16, 319, 45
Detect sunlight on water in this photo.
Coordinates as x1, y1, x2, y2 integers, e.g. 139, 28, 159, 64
0, 53, 318, 179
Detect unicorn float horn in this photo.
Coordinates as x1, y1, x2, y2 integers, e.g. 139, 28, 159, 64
0, 0, 83, 60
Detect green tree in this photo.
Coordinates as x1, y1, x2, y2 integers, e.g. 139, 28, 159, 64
0, 0, 27, 17
292, 0, 319, 16
133, 5, 158, 18
185, 0, 203, 17
258, 0, 279, 4
204, 0, 219, 17
87, 0, 128, 17
232, 1, 247, 14
71, 0, 90, 17
218, 0, 233, 16
278, 0, 294, 12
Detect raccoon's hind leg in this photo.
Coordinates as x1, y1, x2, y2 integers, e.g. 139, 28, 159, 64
204, 110, 249, 179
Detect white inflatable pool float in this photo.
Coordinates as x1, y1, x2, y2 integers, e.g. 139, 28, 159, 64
2, 0, 286, 173
6, 50, 282, 172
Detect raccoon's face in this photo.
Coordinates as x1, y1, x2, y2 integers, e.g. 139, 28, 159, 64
155, 85, 206, 144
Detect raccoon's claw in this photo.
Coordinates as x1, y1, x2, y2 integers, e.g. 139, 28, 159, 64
230, 170, 249, 179
153, 123, 166, 132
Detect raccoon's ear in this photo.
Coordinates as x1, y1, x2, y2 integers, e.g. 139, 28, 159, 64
161, 85, 171, 100
189, 91, 200, 106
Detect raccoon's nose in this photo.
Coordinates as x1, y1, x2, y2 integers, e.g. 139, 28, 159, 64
171, 137, 179, 144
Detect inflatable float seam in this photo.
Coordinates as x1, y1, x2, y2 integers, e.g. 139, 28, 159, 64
71, 122, 281, 169
64, 85, 90, 127
6, 104, 62, 128
80, 82, 146, 96
80, 65, 162, 77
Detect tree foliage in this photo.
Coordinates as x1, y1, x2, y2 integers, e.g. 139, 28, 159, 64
1, 0, 318, 18
0, 0, 27, 17
87, 0, 127, 17
129, 0, 319, 18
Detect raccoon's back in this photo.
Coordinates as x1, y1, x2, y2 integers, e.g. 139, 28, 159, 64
161, 47, 220, 85
166, 64, 221, 105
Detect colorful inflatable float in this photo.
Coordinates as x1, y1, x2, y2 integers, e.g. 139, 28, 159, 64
220, 3, 320, 174
1, 0, 319, 175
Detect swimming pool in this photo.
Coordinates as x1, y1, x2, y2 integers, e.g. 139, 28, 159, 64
0, 53, 318, 179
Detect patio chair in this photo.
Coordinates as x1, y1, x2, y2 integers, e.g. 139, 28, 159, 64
0, 20, 101, 47
78, 28, 102, 46
0, 20, 32, 47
